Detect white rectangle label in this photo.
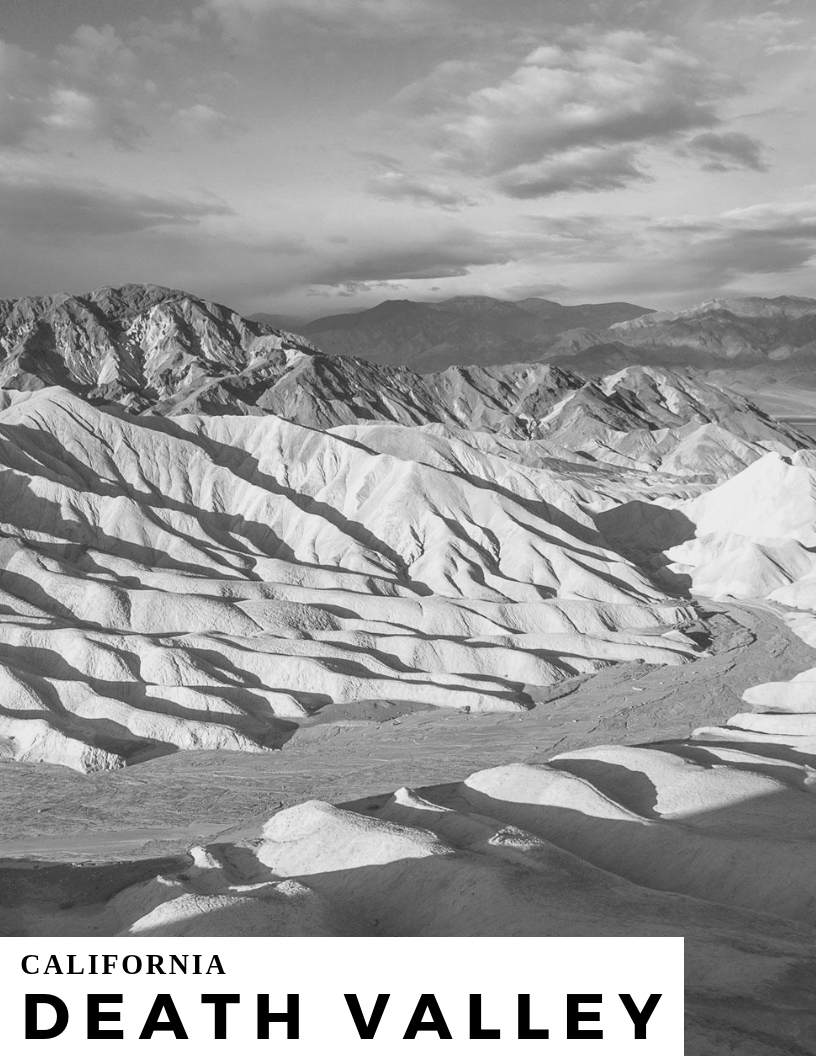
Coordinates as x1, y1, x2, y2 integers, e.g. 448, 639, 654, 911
1, 937, 683, 1054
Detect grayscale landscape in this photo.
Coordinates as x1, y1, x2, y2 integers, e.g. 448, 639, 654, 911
0, 285, 816, 1052
3, 0, 816, 1052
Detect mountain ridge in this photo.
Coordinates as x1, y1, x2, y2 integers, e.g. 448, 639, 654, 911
0, 284, 808, 469
251, 292, 816, 382
8, 284, 816, 404
287, 295, 654, 371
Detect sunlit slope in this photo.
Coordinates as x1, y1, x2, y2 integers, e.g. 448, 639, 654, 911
599, 449, 816, 610
0, 389, 696, 770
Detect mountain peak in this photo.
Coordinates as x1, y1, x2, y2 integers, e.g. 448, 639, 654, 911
0, 284, 314, 412
433, 295, 516, 312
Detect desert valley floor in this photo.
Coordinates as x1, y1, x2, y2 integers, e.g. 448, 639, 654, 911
1, 600, 809, 863
5, 599, 816, 1053
4, 289, 816, 1052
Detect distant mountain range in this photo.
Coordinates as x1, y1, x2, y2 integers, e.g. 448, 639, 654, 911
0, 284, 805, 442
252, 294, 816, 385
254, 296, 654, 372
2, 284, 816, 433
0, 285, 806, 489
545, 296, 816, 378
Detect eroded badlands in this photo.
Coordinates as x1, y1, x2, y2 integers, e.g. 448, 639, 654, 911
0, 384, 718, 771
3, 292, 816, 1053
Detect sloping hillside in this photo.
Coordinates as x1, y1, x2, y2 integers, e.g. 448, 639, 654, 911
0, 388, 702, 771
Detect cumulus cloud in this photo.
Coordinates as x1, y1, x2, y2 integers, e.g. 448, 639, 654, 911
203, 0, 441, 38
0, 21, 221, 152
0, 39, 51, 147
56, 23, 139, 79
51, 24, 147, 147
0, 171, 233, 237
0, 27, 148, 149
323, 279, 409, 297
436, 32, 725, 175
44, 87, 143, 148
366, 168, 475, 209
382, 28, 768, 199
172, 104, 242, 138
127, 16, 204, 56
678, 130, 767, 172
498, 146, 649, 198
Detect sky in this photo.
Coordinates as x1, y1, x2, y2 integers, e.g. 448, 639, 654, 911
1, 0, 815, 317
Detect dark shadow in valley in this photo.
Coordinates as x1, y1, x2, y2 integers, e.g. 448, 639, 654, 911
0, 643, 302, 761
594, 500, 697, 552
0, 853, 192, 935
594, 501, 698, 598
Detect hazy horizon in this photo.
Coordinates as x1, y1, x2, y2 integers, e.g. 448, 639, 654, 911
6, 282, 812, 324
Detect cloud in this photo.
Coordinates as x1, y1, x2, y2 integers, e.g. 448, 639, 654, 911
0, 27, 149, 150
498, 145, 649, 198
298, 213, 658, 301
382, 28, 766, 198
679, 130, 767, 172
365, 168, 476, 209
386, 58, 484, 118
52, 24, 147, 147
522, 212, 628, 251
321, 279, 409, 297
171, 103, 242, 138
0, 40, 51, 147
659, 199, 816, 280
127, 16, 204, 56
436, 32, 726, 175
581, 198, 816, 304
474, 197, 816, 307
0, 171, 233, 238
0, 21, 218, 153
55, 23, 139, 79
727, 11, 808, 53
502, 280, 571, 300
304, 226, 521, 288
203, 0, 441, 38
43, 87, 143, 148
